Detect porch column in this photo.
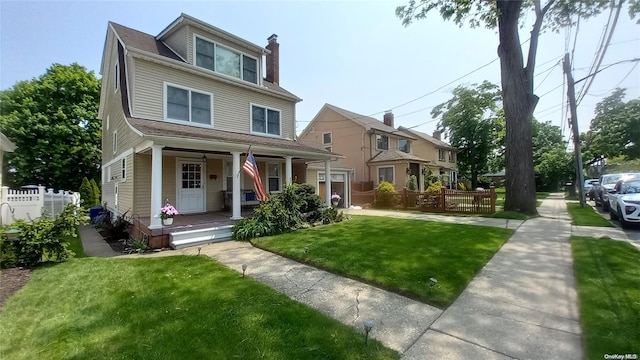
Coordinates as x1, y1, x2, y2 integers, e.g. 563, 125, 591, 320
324, 159, 332, 206
149, 144, 164, 229
231, 151, 242, 220
285, 156, 293, 186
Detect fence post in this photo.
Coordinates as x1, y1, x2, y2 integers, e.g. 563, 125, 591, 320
403, 188, 408, 209
37, 186, 45, 218
440, 186, 446, 212
490, 186, 496, 213
1, 186, 8, 225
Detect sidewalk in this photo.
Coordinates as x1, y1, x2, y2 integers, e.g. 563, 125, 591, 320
403, 194, 582, 359
77, 225, 120, 257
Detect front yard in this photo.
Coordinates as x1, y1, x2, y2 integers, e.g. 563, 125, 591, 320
571, 236, 640, 359
253, 216, 513, 308
0, 256, 397, 360
567, 202, 613, 227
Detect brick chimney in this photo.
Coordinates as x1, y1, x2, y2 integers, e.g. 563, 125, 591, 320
383, 110, 394, 128
433, 130, 442, 140
266, 34, 279, 84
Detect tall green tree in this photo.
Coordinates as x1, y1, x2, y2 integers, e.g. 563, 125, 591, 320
0, 63, 101, 190
532, 120, 572, 190
584, 88, 640, 159
432, 81, 503, 189
397, 0, 640, 215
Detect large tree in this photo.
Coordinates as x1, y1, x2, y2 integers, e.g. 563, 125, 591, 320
532, 119, 573, 190
0, 63, 101, 190
397, 0, 640, 215
432, 81, 503, 188
583, 88, 640, 159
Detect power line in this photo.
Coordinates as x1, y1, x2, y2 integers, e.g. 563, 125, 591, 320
587, 61, 639, 96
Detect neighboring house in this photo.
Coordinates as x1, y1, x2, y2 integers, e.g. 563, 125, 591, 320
397, 126, 458, 187
0, 131, 16, 188
98, 14, 336, 246
298, 104, 458, 202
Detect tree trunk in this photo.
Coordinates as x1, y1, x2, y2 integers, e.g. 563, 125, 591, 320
497, 0, 538, 215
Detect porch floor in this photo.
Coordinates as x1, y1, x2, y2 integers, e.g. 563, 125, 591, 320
132, 210, 255, 237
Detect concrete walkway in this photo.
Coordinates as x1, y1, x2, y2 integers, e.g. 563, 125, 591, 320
77, 225, 120, 257
82, 197, 592, 358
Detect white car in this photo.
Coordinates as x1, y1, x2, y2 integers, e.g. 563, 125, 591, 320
608, 178, 640, 228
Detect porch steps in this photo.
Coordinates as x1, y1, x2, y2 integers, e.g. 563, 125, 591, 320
169, 225, 234, 249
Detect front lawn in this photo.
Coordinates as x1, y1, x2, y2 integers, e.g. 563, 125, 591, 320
253, 216, 513, 308
571, 237, 640, 359
566, 203, 613, 227
0, 256, 397, 360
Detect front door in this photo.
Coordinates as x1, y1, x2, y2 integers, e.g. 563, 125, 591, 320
177, 161, 205, 213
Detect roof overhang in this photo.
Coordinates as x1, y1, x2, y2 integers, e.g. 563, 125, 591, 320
0, 132, 16, 152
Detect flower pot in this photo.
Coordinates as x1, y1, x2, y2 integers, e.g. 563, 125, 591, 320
332, 200, 339, 207
162, 217, 174, 226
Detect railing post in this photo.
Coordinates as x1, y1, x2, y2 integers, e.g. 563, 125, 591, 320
403, 188, 408, 209
490, 186, 496, 213
440, 186, 446, 212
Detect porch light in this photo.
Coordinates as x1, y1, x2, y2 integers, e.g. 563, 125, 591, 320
242, 263, 247, 277
197, 247, 202, 255
202, 154, 207, 162
4, 228, 21, 242
363, 319, 374, 344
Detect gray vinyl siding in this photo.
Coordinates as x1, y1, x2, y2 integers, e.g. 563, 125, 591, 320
162, 25, 189, 60
130, 58, 296, 139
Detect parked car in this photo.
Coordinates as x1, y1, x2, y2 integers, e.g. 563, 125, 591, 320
595, 173, 640, 211
608, 177, 640, 228
583, 179, 599, 200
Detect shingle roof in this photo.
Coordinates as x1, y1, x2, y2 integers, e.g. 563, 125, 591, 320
110, 20, 300, 101
110, 22, 183, 61
368, 150, 429, 163
127, 118, 334, 156
324, 104, 415, 138
398, 126, 455, 150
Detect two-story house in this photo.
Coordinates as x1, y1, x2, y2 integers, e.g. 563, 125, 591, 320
98, 14, 336, 248
299, 104, 458, 205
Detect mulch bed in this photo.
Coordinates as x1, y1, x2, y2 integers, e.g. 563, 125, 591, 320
0, 267, 32, 310
98, 229, 127, 253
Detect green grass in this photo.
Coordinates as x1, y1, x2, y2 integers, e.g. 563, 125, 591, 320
493, 188, 549, 208
65, 229, 87, 258
566, 203, 613, 227
571, 237, 640, 359
253, 216, 513, 308
0, 256, 397, 360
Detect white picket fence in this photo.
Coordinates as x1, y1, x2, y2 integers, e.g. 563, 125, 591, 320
0, 186, 81, 226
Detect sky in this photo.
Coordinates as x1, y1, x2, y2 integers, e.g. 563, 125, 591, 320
1, 1, 639, 142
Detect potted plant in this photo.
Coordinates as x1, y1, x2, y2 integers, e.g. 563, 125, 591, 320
160, 203, 178, 225
331, 193, 341, 207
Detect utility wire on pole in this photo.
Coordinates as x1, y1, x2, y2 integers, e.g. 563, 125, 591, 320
563, 53, 586, 207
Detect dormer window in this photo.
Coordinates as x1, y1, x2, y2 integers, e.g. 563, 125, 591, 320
194, 35, 258, 84
398, 139, 410, 153
376, 135, 389, 150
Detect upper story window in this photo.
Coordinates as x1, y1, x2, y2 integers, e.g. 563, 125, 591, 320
251, 104, 280, 136
449, 151, 455, 163
398, 139, 410, 153
165, 83, 213, 126
323, 132, 332, 144
112, 131, 117, 154
121, 158, 127, 181
114, 62, 119, 91
376, 135, 389, 150
438, 149, 446, 162
194, 35, 258, 84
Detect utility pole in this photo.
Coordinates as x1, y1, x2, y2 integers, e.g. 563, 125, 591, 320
563, 53, 586, 207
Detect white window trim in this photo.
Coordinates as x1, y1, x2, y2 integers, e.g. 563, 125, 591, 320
250, 102, 282, 138
164, 82, 214, 128
114, 62, 119, 92
438, 149, 446, 162
121, 158, 126, 182
377, 166, 395, 184
267, 162, 282, 193
322, 132, 332, 145
376, 134, 389, 151
106, 115, 110, 131
398, 138, 410, 153
112, 130, 117, 154
114, 183, 119, 208
107, 166, 111, 183
192, 34, 260, 85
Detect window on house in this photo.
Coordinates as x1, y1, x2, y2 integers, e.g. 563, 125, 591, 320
121, 158, 126, 180
251, 105, 280, 136
114, 183, 119, 208
323, 132, 332, 144
166, 84, 212, 125
106, 115, 110, 130
449, 151, 455, 163
378, 167, 394, 183
114, 62, 119, 91
376, 135, 389, 150
398, 139, 410, 153
194, 35, 258, 84
439, 149, 446, 162
268, 163, 280, 193
112, 131, 117, 154
107, 166, 111, 182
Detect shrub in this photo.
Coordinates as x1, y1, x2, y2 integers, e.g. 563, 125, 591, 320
427, 180, 443, 193
127, 237, 149, 254
99, 209, 131, 242
79, 177, 94, 209
90, 178, 101, 206
1, 204, 84, 268
374, 181, 397, 209
407, 175, 418, 191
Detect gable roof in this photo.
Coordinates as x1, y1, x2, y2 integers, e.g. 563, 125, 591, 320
324, 104, 415, 137
127, 117, 336, 157
398, 126, 456, 151
368, 150, 429, 163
